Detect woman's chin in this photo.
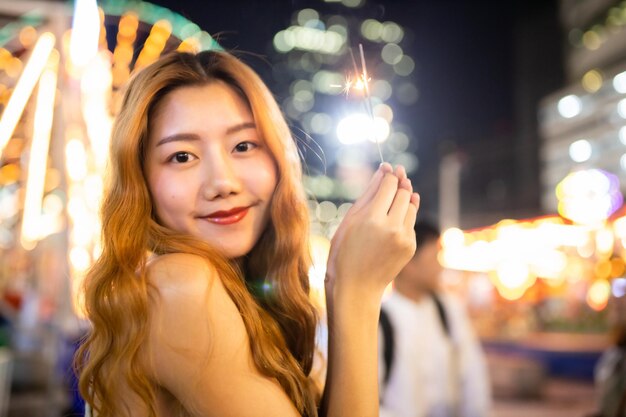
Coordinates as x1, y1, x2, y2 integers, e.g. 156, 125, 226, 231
216, 241, 255, 260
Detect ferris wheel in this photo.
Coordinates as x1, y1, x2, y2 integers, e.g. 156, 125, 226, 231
0, 0, 220, 318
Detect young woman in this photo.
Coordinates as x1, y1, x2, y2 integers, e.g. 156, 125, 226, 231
75, 50, 419, 417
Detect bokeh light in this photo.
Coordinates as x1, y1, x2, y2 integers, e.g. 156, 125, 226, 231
568, 139, 592, 162
557, 94, 582, 118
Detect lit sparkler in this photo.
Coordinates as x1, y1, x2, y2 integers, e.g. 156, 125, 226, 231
332, 43, 384, 163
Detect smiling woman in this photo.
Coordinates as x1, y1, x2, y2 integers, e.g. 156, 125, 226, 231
145, 82, 277, 258
74, 50, 420, 417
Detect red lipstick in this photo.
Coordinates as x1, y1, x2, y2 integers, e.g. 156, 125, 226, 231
204, 206, 249, 225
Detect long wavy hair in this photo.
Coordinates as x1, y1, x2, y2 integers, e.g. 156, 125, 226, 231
75, 51, 319, 417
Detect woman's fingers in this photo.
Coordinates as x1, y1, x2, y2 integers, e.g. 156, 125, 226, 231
395, 165, 407, 182
388, 184, 412, 222
350, 163, 393, 213
371, 173, 402, 214
404, 193, 420, 230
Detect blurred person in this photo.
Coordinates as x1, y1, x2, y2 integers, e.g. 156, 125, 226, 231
74, 50, 420, 417
378, 220, 491, 417
593, 289, 626, 417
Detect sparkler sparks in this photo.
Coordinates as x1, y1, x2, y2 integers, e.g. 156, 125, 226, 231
332, 43, 385, 163
331, 73, 371, 97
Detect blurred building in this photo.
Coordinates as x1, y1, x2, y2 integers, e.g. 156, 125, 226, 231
267, 1, 420, 240
456, 1, 563, 229
540, 0, 626, 213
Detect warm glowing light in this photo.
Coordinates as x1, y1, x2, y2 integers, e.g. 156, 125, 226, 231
118, 13, 139, 40
308, 234, 330, 308
587, 279, 611, 311
532, 250, 567, 280
614, 216, 626, 238
19, 26, 38, 48
20, 51, 59, 248
177, 37, 201, 53
596, 228, 615, 255
336, 114, 390, 144
81, 51, 113, 169
70, 246, 91, 272
556, 170, 622, 225
496, 260, 531, 289
136, 19, 172, 69
442, 227, 465, 248
65, 139, 88, 181
0, 32, 55, 157
582, 69, 603, 93
70, 0, 100, 68
492, 260, 536, 301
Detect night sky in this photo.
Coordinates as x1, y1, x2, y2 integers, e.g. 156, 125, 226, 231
148, 0, 563, 226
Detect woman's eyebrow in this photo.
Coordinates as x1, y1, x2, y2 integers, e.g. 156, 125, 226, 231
156, 133, 201, 147
226, 122, 256, 135
156, 123, 256, 147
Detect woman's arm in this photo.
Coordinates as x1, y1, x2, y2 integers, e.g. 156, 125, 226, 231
321, 163, 419, 417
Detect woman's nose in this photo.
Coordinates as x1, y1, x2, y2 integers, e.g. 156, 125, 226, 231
201, 150, 242, 200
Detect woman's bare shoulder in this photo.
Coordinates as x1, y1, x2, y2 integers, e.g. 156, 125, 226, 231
142, 253, 299, 416
146, 253, 216, 288
144, 252, 230, 353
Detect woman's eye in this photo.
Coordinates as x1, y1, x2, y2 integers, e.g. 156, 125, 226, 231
169, 152, 195, 163
234, 141, 258, 153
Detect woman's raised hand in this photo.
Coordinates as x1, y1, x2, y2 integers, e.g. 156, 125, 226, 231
325, 163, 420, 296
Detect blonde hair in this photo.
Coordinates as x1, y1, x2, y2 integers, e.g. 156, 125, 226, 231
75, 51, 319, 417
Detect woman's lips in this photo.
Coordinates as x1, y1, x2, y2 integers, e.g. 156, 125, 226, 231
204, 207, 250, 225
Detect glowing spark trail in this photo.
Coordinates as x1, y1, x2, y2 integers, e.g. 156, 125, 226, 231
332, 44, 385, 163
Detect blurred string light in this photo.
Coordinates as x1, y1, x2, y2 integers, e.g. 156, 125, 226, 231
136, 19, 171, 69
69, 0, 100, 69
80, 51, 113, 169
0, 32, 55, 157
111, 12, 138, 88
101, 0, 220, 52
20, 49, 59, 249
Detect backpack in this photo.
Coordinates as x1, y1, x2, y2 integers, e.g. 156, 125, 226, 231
379, 292, 451, 387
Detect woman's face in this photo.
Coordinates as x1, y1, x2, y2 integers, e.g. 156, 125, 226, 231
144, 82, 278, 258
